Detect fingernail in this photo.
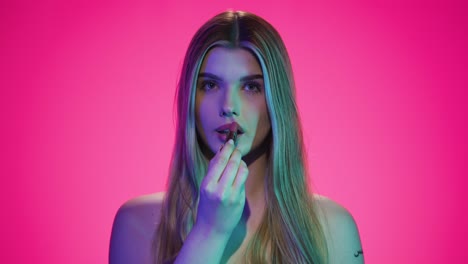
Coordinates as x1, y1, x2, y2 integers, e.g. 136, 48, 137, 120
228, 139, 234, 145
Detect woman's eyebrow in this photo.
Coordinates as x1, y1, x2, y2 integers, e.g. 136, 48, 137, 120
198, 72, 222, 81
198, 72, 263, 81
240, 74, 263, 81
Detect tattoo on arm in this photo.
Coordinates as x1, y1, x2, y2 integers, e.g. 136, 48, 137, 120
354, 250, 363, 257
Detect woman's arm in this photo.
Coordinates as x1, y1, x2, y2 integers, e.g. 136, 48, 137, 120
174, 140, 249, 264
173, 222, 231, 264
315, 196, 365, 264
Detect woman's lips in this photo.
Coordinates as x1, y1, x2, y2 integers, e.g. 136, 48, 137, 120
217, 132, 242, 143
226, 123, 238, 144
216, 124, 242, 145
215, 122, 244, 145
215, 122, 244, 134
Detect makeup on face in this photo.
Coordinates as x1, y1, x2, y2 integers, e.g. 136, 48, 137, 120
216, 122, 243, 146
196, 47, 271, 165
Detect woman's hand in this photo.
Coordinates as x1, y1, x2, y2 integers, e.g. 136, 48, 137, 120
195, 139, 249, 236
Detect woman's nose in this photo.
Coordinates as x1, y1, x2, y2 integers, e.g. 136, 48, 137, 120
220, 87, 240, 117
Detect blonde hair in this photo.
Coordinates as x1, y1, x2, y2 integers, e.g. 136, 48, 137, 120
153, 10, 328, 263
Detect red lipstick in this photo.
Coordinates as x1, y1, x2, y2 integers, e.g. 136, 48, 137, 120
226, 123, 238, 144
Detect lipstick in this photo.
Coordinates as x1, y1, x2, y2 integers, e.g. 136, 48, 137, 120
226, 123, 238, 145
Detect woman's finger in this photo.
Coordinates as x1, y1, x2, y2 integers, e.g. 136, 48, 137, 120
203, 139, 236, 185
217, 147, 242, 189
233, 159, 249, 191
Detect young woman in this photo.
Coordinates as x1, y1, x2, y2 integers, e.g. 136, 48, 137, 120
110, 10, 364, 264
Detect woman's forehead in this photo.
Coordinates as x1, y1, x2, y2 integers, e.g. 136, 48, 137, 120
199, 47, 263, 78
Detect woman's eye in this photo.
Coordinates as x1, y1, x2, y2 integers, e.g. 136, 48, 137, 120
244, 82, 262, 93
200, 81, 217, 91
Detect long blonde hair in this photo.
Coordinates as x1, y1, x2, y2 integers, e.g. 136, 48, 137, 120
153, 10, 328, 263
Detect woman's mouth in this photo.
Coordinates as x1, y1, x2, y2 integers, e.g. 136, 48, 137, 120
215, 123, 245, 145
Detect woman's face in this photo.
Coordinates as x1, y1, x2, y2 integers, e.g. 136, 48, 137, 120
195, 47, 271, 156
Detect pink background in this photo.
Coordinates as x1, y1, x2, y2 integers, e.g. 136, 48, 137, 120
2, 0, 466, 263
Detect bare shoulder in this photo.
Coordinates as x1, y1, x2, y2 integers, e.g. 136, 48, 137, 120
312, 194, 364, 264
120, 192, 165, 214
109, 192, 166, 264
